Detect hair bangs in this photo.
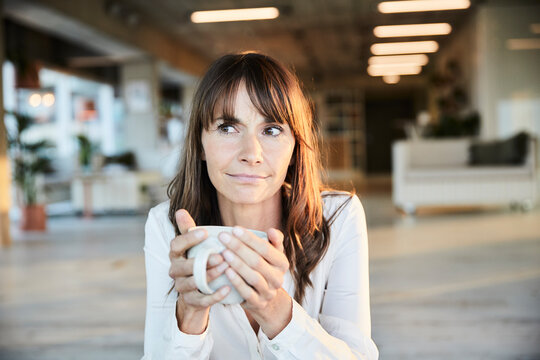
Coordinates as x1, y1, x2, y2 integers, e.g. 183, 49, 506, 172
243, 72, 290, 126
200, 75, 243, 130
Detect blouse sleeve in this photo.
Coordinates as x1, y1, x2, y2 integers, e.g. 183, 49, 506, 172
258, 195, 379, 360
142, 207, 214, 360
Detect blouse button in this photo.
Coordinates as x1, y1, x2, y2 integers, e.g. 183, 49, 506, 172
272, 344, 280, 351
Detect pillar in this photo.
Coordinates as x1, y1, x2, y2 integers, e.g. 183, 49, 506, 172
0, 0, 12, 247
120, 60, 161, 170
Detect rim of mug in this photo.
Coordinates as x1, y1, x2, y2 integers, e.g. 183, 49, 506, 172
188, 225, 267, 238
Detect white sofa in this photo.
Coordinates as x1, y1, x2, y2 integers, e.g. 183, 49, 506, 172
392, 138, 537, 213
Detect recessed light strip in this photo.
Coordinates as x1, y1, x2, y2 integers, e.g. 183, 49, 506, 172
378, 0, 470, 14
369, 54, 429, 66
506, 38, 540, 50
369, 63, 423, 70
374, 23, 452, 37
367, 64, 422, 76
371, 41, 439, 55
191, 7, 279, 23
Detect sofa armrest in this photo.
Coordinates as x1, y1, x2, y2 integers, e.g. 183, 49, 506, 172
392, 141, 410, 206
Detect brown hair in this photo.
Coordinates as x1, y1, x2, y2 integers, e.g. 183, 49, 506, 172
167, 52, 352, 303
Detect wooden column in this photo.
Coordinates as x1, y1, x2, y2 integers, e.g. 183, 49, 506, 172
0, 0, 12, 247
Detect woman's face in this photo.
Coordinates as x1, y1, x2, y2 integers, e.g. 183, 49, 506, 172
201, 83, 296, 206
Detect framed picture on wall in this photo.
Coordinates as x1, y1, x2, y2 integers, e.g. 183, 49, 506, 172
72, 94, 98, 122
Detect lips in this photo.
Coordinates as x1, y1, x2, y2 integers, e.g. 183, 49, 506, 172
226, 173, 268, 183
228, 173, 266, 179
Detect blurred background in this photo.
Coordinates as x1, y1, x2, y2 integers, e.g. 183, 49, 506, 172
0, 0, 539, 359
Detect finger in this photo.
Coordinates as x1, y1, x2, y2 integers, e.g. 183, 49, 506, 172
225, 267, 275, 307
207, 262, 230, 281
208, 253, 225, 267
266, 228, 288, 271
169, 257, 194, 279
228, 227, 288, 271
175, 209, 197, 235
169, 228, 208, 259
169, 253, 224, 280
222, 248, 280, 296
267, 228, 285, 253
183, 286, 231, 308
175, 262, 229, 293
219, 232, 280, 287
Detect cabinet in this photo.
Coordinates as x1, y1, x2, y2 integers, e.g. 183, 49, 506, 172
71, 170, 163, 214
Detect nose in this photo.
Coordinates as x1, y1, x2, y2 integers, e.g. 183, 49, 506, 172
239, 133, 263, 165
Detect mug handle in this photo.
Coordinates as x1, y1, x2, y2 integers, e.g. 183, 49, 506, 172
193, 247, 218, 294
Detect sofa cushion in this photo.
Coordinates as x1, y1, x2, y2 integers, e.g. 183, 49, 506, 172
408, 139, 470, 168
468, 132, 529, 166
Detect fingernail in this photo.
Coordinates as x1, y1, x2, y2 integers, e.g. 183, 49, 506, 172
220, 286, 229, 295
226, 268, 236, 279
233, 227, 243, 236
219, 232, 231, 243
216, 262, 228, 272
194, 230, 205, 239
223, 250, 234, 261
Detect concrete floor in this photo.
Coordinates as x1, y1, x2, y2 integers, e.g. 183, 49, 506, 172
1, 194, 539, 360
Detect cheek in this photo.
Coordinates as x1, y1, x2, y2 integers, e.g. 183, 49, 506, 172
267, 142, 295, 174
203, 138, 235, 170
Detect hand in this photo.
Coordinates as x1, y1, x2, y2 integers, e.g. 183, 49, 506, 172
218, 226, 289, 314
168, 209, 231, 314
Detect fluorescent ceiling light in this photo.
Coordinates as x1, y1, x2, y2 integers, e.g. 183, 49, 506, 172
369, 63, 423, 71
506, 38, 540, 50
369, 54, 429, 66
371, 41, 439, 55
374, 23, 451, 37
383, 75, 400, 84
191, 7, 279, 23
378, 0, 470, 13
367, 64, 422, 76
530, 24, 540, 34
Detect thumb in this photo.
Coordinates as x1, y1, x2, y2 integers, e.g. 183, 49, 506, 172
175, 209, 197, 235
267, 228, 285, 253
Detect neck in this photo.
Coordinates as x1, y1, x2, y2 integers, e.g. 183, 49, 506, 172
217, 191, 283, 232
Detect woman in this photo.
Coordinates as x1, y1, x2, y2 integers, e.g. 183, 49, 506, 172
143, 52, 379, 359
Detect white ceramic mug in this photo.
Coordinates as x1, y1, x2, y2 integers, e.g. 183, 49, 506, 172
187, 226, 268, 305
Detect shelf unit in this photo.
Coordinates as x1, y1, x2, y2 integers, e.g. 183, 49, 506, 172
313, 89, 366, 183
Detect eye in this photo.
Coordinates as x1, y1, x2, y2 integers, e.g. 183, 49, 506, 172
263, 125, 283, 137
217, 123, 238, 134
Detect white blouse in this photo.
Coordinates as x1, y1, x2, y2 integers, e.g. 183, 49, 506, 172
142, 193, 379, 360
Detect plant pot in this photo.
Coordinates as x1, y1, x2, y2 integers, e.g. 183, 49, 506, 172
20, 204, 47, 231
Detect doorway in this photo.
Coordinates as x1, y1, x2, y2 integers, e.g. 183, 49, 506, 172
364, 96, 415, 174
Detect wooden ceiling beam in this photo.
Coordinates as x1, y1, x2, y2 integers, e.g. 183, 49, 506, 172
5, 0, 211, 76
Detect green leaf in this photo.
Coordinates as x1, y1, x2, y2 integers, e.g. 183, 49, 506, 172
25, 140, 55, 152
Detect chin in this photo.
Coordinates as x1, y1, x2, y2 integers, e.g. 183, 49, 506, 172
229, 192, 266, 205
222, 187, 276, 205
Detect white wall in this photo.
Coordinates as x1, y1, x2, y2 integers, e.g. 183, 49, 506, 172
475, 3, 540, 139
433, 3, 540, 140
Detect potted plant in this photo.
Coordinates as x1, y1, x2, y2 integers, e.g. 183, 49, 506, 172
427, 59, 481, 138
5, 111, 54, 231
75, 134, 94, 172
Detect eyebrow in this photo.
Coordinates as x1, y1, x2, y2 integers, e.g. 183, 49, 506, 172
216, 115, 278, 124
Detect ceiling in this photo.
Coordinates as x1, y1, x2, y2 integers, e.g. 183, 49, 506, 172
120, 0, 477, 82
